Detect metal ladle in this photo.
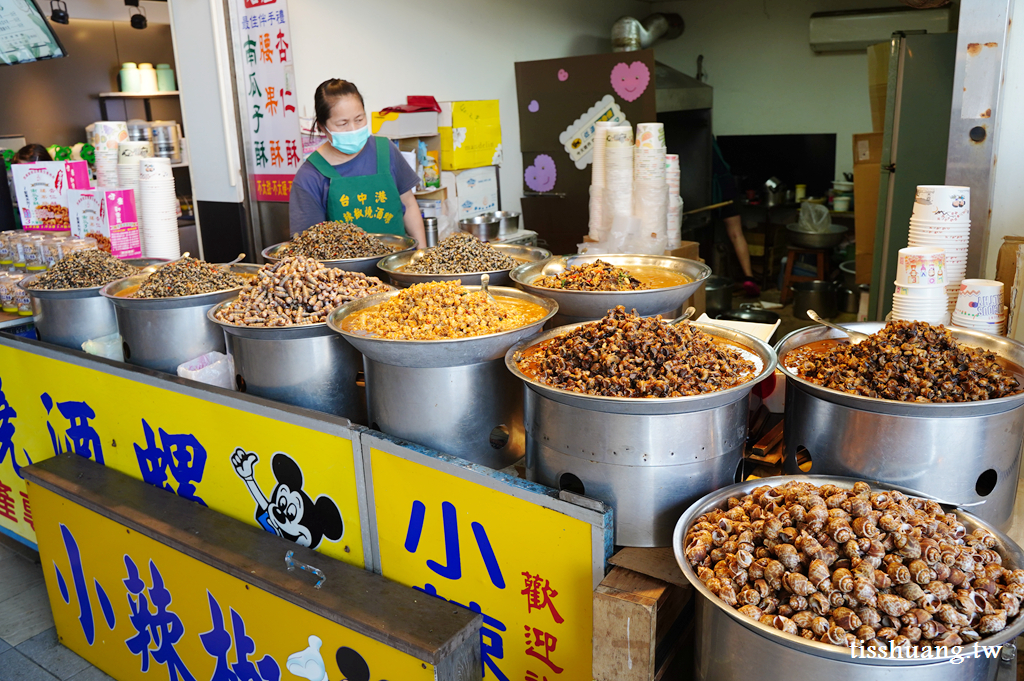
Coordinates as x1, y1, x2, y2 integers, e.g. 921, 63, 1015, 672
806, 309, 870, 344
220, 252, 246, 269
539, 255, 569, 277
140, 251, 190, 274
668, 306, 697, 325
480, 273, 496, 304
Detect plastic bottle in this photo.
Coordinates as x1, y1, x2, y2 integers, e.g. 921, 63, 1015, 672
120, 62, 141, 93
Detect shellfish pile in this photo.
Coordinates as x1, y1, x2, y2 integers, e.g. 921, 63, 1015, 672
130, 257, 246, 298
533, 259, 650, 291
214, 256, 389, 327
517, 306, 757, 398
790, 320, 1021, 402
683, 479, 1022, 653
284, 221, 394, 260
26, 249, 137, 290
405, 233, 516, 274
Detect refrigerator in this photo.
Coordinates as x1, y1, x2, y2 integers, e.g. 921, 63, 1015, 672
870, 32, 958, 319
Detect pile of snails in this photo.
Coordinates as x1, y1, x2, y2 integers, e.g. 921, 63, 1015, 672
683, 480, 1022, 653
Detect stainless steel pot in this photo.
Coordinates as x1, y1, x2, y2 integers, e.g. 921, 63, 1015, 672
209, 302, 369, 423
261, 233, 416, 277
458, 214, 501, 241
791, 280, 838, 320
840, 259, 857, 290
506, 321, 776, 546
511, 254, 711, 327
488, 211, 520, 235
100, 264, 254, 374
328, 286, 558, 468
19, 275, 117, 351
378, 243, 551, 288
776, 322, 1024, 529
704, 276, 733, 316
673, 475, 1024, 681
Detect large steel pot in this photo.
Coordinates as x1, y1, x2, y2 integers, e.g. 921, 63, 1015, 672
378, 243, 551, 288
704, 276, 733, 317
19, 275, 118, 351
511, 253, 711, 327
261, 233, 416, 277
673, 475, 1024, 681
209, 301, 371, 423
100, 264, 255, 374
776, 322, 1024, 529
791, 280, 839, 320
786, 223, 849, 249
506, 321, 776, 546
328, 286, 558, 468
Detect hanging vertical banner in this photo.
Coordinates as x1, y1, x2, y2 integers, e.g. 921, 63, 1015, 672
236, 0, 303, 202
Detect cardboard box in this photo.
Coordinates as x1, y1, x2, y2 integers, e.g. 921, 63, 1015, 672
438, 100, 502, 171
440, 166, 499, 219
853, 132, 884, 285
371, 111, 438, 139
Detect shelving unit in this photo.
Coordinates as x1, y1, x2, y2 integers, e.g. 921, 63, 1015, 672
97, 91, 179, 121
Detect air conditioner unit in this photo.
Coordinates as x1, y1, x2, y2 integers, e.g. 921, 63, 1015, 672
810, 7, 956, 53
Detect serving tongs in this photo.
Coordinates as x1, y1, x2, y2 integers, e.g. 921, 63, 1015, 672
806, 309, 870, 345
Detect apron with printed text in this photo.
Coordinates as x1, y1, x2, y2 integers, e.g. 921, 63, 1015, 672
307, 137, 406, 235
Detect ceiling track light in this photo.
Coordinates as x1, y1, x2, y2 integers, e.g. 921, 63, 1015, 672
49, 0, 68, 25
129, 4, 147, 29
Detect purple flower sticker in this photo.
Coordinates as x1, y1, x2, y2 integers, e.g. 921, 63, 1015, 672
525, 154, 556, 192
528, 100, 539, 113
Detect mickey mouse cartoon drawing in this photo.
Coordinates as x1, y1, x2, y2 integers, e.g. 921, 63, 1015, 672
231, 448, 343, 549
286, 636, 384, 681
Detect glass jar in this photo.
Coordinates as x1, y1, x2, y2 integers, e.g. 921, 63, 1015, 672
40, 234, 67, 268
0, 231, 20, 272
1, 274, 23, 313
21, 235, 45, 272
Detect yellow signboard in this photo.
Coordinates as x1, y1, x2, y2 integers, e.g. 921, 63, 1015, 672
0, 341, 365, 569
371, 446, 597, 681
33, 484, 434, 681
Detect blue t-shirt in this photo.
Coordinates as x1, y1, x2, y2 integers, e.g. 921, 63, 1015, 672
288, 136, 419, 235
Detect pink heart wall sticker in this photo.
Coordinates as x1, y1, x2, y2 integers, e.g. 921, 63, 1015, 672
557, 69, 569, 81
525, 154, 556, 193
611, 61, 651, 102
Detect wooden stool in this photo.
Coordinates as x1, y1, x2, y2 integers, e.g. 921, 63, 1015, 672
780, 247, 829, 304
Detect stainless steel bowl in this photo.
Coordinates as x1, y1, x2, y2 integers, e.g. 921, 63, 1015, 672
261, 233, 417, 277
507, 320, 776, 545
328, 285, 558, 368
511, 253, 712, 326
786, 223, 849, 249
99, 263, 255, 373
377, 243, 551, 288
489, 210, 520, 235
776, 322, 1024, 528
673, 475, 1024, 681
19, 274, 117, 351
459, 215, 501, 241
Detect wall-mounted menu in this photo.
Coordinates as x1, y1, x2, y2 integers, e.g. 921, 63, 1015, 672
0, 0, 65, 65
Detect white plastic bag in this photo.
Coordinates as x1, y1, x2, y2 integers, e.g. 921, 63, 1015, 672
436, 197, 460, 243
81, 333, 124, 362
177, 351, 235, 390
798, 202, 831, 233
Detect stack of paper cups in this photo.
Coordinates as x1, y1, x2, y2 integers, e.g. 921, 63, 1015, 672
604, 126, 635, 222
635, 123, 666, 150
592, 121, 613, 189
907, 185, 971, 315
589, 121, 614, 239
138, 157, 179, 258
118, 140, 151, 165
117, 158, 143, 253
92, 121, 128, 191
952, 279, 1006, 335
891, 247, 949, 326
666, 154, 682, 247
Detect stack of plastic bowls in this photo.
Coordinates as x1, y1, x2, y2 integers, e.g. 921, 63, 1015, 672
891, 246, 949, 325
952, 279, 1007, 335
604, 126, 634, 222
907, 185, 970, 316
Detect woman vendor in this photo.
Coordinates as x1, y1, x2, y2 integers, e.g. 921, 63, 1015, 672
288, 79, 426, 246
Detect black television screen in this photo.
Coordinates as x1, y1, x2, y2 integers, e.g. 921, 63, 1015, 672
0, 0, 66, 65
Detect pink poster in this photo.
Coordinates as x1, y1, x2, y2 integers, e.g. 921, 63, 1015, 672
103, 190, 142, 259
12, 161, 92, 231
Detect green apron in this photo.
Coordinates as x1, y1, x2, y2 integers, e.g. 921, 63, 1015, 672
307, 137, 407, 235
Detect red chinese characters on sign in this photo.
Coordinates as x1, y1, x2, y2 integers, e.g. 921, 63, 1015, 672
522, 572, 564, 676
254, 177, 293, 202
243, 0, 276, 8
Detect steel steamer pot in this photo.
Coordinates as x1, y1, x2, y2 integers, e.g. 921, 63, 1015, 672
378, 243, 551, 289
100, 264, 257, 374
18, 258, 170, 351
505, 321, 776, 547
511, 253, 711, 327
775, 322, 1024, 530
261, 233, 416, 278
673, 476, 1024, 681
328, 286, 558, 469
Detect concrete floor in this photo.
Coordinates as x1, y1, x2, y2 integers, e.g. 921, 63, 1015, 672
0, 533, 113, 681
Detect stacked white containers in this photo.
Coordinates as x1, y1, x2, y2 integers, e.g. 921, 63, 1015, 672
666, 154, 682, 248
633, 123, 668, 247
906, 185, 971, 317
138, 157, 180, 258
91, 121, 128, 189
